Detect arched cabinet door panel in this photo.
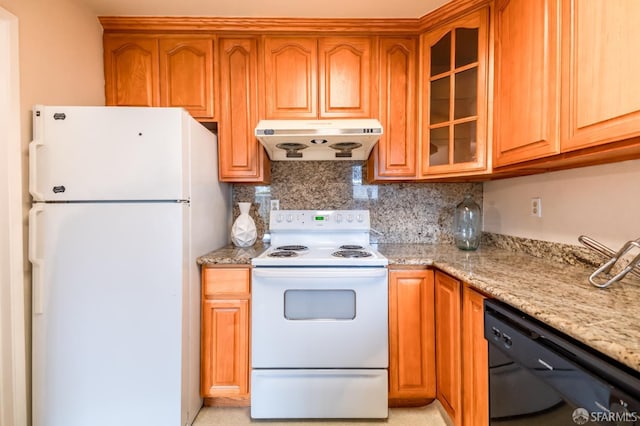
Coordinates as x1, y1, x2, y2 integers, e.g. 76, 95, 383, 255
263, 37, 318, 119
367, 37, 419, 181
159, 38, 215, 119
218, 38, 270, 183
319, 37, 373, 118
104, 36, 159, 107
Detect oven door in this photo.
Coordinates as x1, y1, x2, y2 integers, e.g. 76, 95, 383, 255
251, 267, 388, 368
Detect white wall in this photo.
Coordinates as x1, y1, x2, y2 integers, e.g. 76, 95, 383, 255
0, 0, 104, 423
0, 7, 27, 426
483, 159, 640, 250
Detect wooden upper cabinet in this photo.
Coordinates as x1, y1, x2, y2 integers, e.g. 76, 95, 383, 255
388, 269, 436, 405
159, 38, 215, 120
218, 37, 270, 183
318, 37, 373, 118
368, 37, 418, 180
493, 0, 561, 166
263, 37, 318, 119
561, 0, 640, 152
104, 36, 159, 107
420, 8, 490, 178
262, 36, 373, 119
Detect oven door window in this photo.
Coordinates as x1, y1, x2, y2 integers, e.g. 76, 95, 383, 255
284, 290, 355, 320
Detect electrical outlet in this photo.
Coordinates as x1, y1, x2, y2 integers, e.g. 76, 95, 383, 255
531, 197, 542, 218
270, 200, 280, 211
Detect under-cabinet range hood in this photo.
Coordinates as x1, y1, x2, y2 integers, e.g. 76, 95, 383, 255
255, 119, 383, 161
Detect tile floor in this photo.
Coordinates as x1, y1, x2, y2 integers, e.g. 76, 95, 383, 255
193, 403, 450, 426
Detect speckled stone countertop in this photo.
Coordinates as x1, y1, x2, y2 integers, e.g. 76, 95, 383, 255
197, 243, 268, 265
197, 243, 640, 373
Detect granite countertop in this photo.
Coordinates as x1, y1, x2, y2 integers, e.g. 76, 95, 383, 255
197, 242, 268, 265
197, 243, 640, 372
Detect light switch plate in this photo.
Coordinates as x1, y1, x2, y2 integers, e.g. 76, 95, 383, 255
270, 200, 280, 211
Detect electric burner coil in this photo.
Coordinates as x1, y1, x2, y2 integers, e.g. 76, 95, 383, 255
332, 250, 373, 258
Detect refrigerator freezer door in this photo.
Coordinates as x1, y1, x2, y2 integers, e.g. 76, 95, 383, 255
30, 106, 190, 201
30, 202, 189, 426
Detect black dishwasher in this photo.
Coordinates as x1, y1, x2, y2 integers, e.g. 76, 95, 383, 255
484, 299, 640, 425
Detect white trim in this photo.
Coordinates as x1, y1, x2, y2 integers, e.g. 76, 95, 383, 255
0, 7, 27, 426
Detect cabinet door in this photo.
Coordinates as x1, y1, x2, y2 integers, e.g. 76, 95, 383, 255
104, 36, 159, 107
421, 9, 489, 177
263, 37, 318, 119
368, 37, 418, 180
218, 38, 270, 183
494, 0, 561, 166
435, 271, 462, 426
319, 37, 373, 118
388, 269, 436, 404
561, 0, 640, 151
159, 38, 215, 119
201, 299, 250, 398
201, 267, 251, 405
462, 285, 488, 426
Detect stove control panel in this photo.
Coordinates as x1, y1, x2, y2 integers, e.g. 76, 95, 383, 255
270, 210, 370, 231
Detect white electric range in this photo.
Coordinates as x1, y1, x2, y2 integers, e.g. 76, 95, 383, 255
250, 210, 389, 419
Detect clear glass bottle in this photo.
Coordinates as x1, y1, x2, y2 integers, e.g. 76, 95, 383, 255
453, 194, 482, 250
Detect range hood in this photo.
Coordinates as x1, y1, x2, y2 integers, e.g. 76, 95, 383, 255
255, 119, 383, 161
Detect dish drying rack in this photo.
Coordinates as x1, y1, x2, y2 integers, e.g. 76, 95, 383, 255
579, 235, 640, 288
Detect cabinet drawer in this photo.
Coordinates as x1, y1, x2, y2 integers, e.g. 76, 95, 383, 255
203, 267, 250, 296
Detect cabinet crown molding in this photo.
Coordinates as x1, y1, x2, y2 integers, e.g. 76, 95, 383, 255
98, 0, 491, 34
99, 16, 420, 34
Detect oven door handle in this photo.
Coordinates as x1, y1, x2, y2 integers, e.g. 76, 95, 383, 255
253, 268, 388, 279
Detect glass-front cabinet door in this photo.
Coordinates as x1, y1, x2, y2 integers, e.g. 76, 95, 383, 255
421, 8, 490, 177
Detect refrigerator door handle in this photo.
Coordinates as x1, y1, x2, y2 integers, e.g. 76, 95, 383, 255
29, 204, 45, 315
29, 138, 45, 201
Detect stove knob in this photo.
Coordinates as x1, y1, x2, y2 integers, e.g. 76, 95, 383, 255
286, 214, 293, 223
356, 214, 364, 222
347, 214, 354, 222
276, 214, 284, 223
336, 214, 343, 223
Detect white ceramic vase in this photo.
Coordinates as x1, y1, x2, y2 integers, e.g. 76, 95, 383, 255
231, 202, 257, 247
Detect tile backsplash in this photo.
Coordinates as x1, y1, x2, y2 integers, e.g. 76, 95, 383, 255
232, 161, 482, 244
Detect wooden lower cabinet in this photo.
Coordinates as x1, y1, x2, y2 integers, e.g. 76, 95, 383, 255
435, 271, 462, 424
388, 268, 436, 405
201, 266, 251, 406
462, 284, 489, 426
435, 270, 489, 426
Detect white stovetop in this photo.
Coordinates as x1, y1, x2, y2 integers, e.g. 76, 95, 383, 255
251, 210, 388, 267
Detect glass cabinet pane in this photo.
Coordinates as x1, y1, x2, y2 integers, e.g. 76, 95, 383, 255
430, 76, 450, 124
431, 32, 451, 76
455, 28, 478, 68
454, 67, 478, 119
424, 8, 486, 173
453, 121, 477, 163
429, 127, 450, 166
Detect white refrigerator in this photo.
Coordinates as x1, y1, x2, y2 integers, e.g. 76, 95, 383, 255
28, 106, 231, 426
